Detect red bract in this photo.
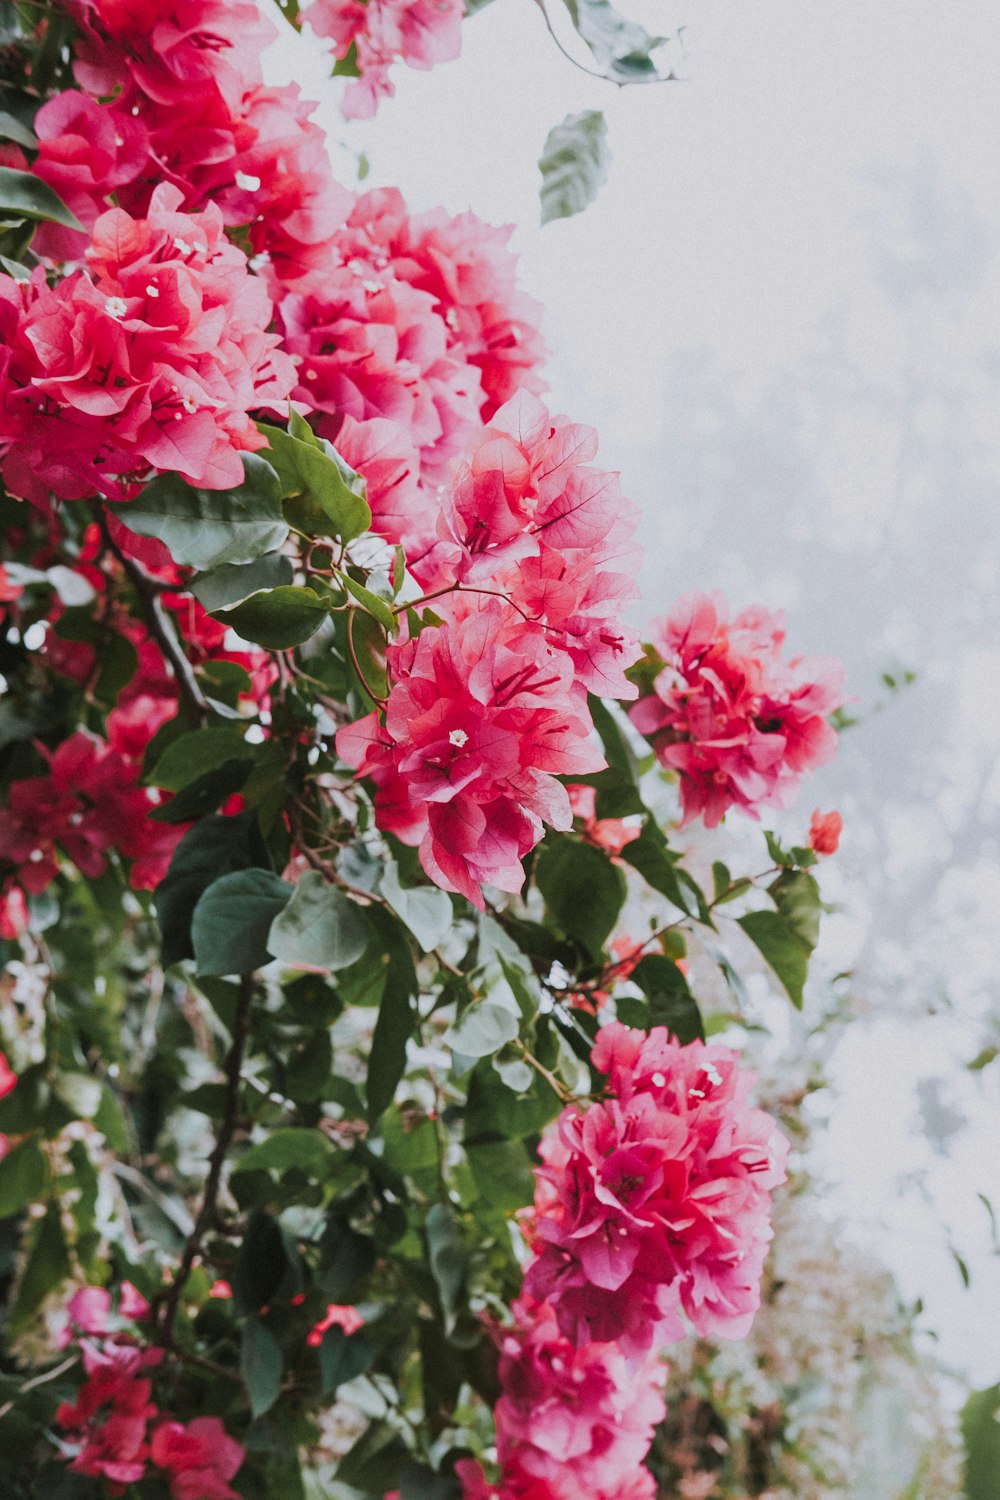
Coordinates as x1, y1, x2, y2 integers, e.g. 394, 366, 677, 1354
492, 1301, 665, 1497
456, 1459, 658, 1500
149, 1417, 245, 1500
524, 1023, 789, 1355
301, 0, 464, 119
809, 807, 842, 854
336, 599, 604, 907
436, 392, 642, 697
0, 185, 295, 503
629, 591, 845, 826
0, 1051, 16, 1099
31, 92, 151, 262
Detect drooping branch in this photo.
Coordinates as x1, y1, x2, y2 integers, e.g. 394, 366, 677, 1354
156, 972, 255, 1342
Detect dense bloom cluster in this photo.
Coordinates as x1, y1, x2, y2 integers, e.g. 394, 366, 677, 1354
55, 1286, 244, 1498
301, 0, 464, 119
524, 1022, 789, 1354
0, 186, 295, 503
53, 0, 353, 287
277, 189, 544, 558
337, 596, 604, 906
630, 592, 845, 826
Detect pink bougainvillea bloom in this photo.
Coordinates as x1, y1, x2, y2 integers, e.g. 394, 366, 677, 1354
149, 1417, 245, 1500
566, 784, 640, 858
31, 91, 150, 261
492, 1300, 665, 1495
809, 807, 842, 855
524, 1023, 788, 1355
629, 591, 845, 827
455, 1458, 658, 1500
0, 184, 295, 504
337, 599, 604, 907
307, 1302, 365, 1346
302, 0, 464, 120
0, 1051, 15, 1100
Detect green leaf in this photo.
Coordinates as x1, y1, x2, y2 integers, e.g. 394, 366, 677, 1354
560, 0, 664, 82
0, 1137, 48, 1218
425, 1203, 467, 1335
147, 760, 252, 823
738, 910, 811, 1009
335, 1421, 408, 1492
8, 1204, 71, 1335
233, 1210, 289, 1315
446, 1000, 520, 1059
190, 868, 291, 976
189, 551, 293, 613
268, 870, 372, 970
234, 1128, 337, 1179
318, 1215, 376, 1301
400, 1462, 463, 1500
342, 574, 397, 633
0, 167, 82, 229
259, 420, 371, 541
216, 585, 330, 650
380, 863, 453, 953
769, 870, 822, 949
155, 811, 271, 967
319, 1326, 374, 1395
621, 818, 709, 921
467, 1138, 535, 1212
366, 912, 418, 1123
0, 113, 37, 151
630, 955, 704, 1043
962, 1384, 1000, 1499
540, 110, 609, 225
535, 837, 626, 957
148, 727, 255, 792
347, 608, 389, 702
109, 454, 286, 569
241, 1317, 283, 1418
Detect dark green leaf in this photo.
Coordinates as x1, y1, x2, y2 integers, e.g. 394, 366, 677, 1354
191, 868, 290, 976
347, 608, 389, 702
738, 910, 811, 1009
535, 837, 626, 957
155, 812, 271, 967
769, 870, 822, 949
109, 454, 286, 569
0, 1137, 48, 1218
233, 1210, 289, 1315
268, 870, 372, 971
540, 110, 609, 225
962, 1383, 1000, 1499
631, 954, 704, 1042
425, 1203, 467, 1335
621, 818, 710, 922
0, 113, 36, 150
318, 1216, 376, 1301
366, 913, 418, 1123
0, 167, 82, 229
147, 760, 252, 823
241, 1317, 283, 1418
319, 1326, 373, 1395
400, 1462, 463, 1500
148, 727, 254, 792
9, 1204, 71, 1334
335, 1420, 408, 1492
234, 1129, 337, 1179
189, 551, 293, 612
216, 585, 330, 650
467, 1138, 535, 1212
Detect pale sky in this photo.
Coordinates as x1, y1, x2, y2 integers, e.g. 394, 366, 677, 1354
263, 0, 1000, 1388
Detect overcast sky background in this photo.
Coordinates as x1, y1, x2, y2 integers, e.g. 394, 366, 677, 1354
264, 0, 1000, 1389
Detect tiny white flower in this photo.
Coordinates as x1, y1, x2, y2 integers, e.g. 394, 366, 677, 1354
448, 728, 469, 748
104, 296, 127, 319
235, 170, 262, 192
172, 236, 192, 255
145, 283, 160, 298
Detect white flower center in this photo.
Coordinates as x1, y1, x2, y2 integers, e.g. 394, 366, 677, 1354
104, 296, 127, 319
145, 283, 160, 298
448, 729, 469, 748
235, 171, 262, 192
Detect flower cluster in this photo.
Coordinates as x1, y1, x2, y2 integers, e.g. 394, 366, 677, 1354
524, 1023, 789, 1353
54, 1285, 244, 1498
301, 0, 464, 119
0, 186, 295, 504
630, 591, 845, 826
50, 0, 353, 287
277, 189, 544, 559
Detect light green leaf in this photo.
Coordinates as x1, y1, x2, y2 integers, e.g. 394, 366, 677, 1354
109, 454, 286, 570
380, 863, 453, 953
540, 110, 609, 225
190, 868, 291, 976
446, 1000, 520, 1059
738, 910, 811, 1009
561, 0, 664, 82
234, 1128, 337, 1179
258, 420, 371, 542
268, 870, 372, 971
343, 574, 397, 633
0, 113, 37, 151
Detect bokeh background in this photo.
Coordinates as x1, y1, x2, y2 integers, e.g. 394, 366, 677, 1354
265, 0, 1000, 1391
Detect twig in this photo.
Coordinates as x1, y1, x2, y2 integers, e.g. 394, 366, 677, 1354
156, 973, 255, 1341
90, 504, 209, 724
0, 1356, 79, 1422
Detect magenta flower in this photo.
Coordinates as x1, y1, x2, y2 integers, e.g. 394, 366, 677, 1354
150, 1417, 245, 1500
302, 0, 464, 119
629, 591, 845, 826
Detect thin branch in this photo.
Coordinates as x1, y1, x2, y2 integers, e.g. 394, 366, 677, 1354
0, 1356, 78, 1422
156, 973, 255, 1342
90, 504, 209, 725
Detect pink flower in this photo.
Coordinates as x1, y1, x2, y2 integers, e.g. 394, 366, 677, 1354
0, 185, 295, 504
567, 784, 640, 858
0, 1052, 15, 1100
629, 592, 845, 826
308, 1302, 364, 1346
302, 0, 464, 120
150, 1417, 245, 1500
31, 92, 150, 261
456, 1459, 658, 1500
809, 807, 842, 855
492, 1301, 665, 1496
337, 599, 604, 907
524, 1023, 788, 1355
